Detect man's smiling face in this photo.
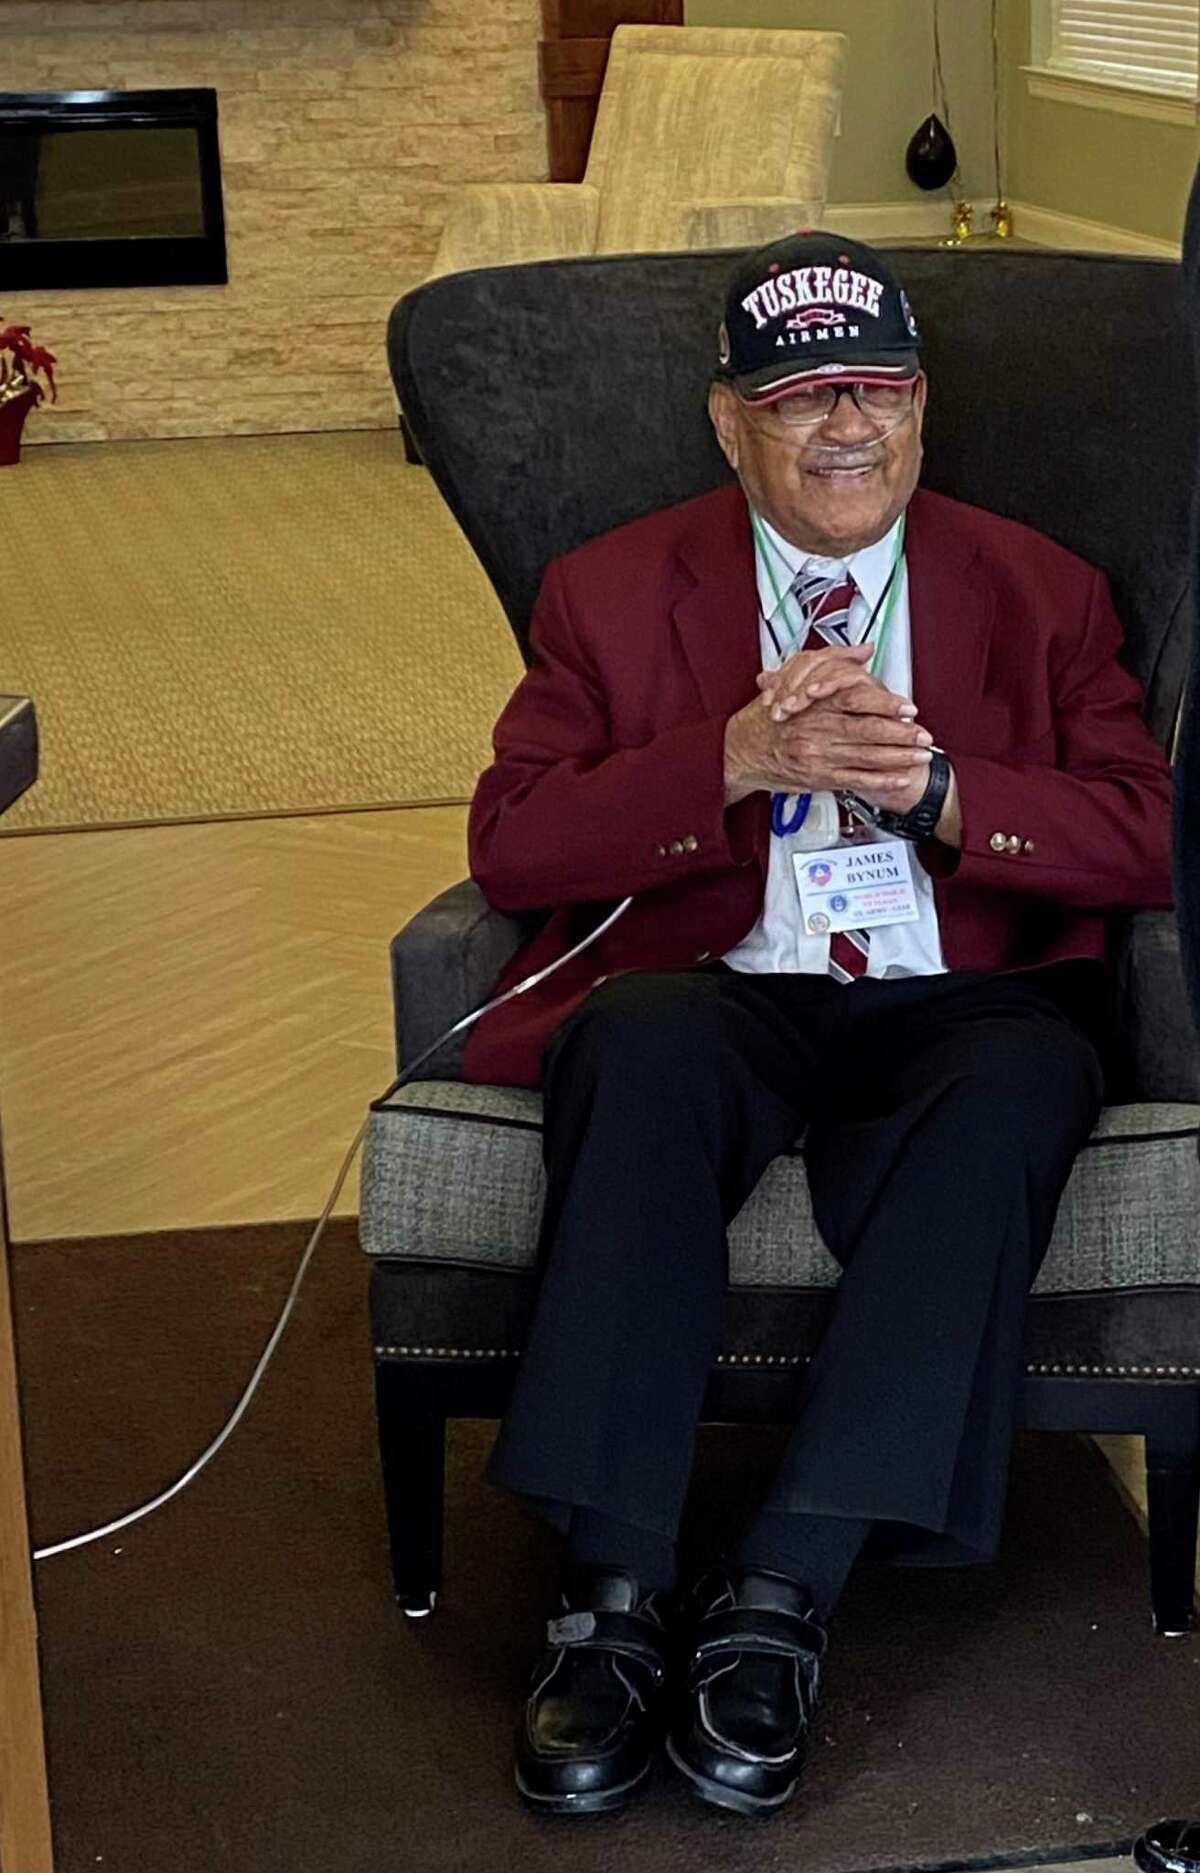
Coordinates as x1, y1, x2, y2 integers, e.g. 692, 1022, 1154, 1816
708, 373, 927, 558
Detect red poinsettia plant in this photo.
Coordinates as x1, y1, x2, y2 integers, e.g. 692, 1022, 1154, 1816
0, 318, 58, 412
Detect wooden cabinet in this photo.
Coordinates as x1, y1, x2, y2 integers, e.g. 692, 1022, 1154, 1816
540, 0, 683, 182
0, 702, 52, 1872
0, 1118, 53, 1873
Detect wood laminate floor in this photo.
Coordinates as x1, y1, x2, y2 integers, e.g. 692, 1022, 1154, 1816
0, 805, 467, 1243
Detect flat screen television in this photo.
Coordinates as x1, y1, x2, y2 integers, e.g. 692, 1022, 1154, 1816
0, 88, 227, 290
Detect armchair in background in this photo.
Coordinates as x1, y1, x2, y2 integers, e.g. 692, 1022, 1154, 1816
427, 26, 846, 283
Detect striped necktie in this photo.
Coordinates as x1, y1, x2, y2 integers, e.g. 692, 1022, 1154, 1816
790, 565, 856, 647
787, 568, 873, 983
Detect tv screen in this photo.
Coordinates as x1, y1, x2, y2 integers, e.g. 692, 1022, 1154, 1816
0, 89, 227, 289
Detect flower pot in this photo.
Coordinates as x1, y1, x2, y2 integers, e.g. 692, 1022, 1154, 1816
0, 387, 40, 466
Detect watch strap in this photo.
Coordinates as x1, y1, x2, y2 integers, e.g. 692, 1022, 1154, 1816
874, 749, 951, 841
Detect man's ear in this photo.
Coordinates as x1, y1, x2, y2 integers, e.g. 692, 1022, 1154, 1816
912, 371, 929, 433
708, 381, 739, 471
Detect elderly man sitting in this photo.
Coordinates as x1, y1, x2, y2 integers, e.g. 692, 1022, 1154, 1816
461, 232, 1173, 1818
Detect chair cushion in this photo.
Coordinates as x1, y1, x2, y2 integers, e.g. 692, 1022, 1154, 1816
360, 1084, 1200, 1298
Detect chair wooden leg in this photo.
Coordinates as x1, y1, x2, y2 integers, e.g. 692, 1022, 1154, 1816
398, 411, 423, 467
374, 1358, 445, 1618
1145, 1408, 1200, 1637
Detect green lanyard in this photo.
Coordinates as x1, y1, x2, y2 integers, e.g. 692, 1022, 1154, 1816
751, 509, 907, 677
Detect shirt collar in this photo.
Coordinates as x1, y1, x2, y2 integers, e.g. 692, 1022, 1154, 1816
753, 510, 905, 640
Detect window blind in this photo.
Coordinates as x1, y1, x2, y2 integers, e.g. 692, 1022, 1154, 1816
1051, 0, 1199, 94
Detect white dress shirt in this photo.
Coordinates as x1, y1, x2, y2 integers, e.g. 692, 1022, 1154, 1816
723, 509, 947, 979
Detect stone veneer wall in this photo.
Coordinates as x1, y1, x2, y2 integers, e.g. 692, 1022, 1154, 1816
1, 0, 547, 442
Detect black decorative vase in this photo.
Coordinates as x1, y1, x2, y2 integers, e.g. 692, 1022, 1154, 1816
905, 113, 957, 191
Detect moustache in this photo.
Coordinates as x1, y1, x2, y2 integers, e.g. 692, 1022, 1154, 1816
802, 444, 886, 470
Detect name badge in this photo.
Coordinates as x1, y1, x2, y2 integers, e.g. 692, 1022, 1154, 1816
792, 839, 920, 935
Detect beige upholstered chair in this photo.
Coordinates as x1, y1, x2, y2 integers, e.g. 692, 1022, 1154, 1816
426, 25, 846, 281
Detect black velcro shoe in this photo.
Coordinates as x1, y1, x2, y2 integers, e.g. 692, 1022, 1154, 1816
1135, 1820, 1200, 1873
666, 1567, 826, 1817
515, 1565, 670, 1816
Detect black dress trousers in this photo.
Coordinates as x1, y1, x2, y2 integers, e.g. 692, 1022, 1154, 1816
486, 964, 1106, 1567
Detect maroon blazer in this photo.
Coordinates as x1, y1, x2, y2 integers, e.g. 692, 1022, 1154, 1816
464, 484, 1173, 1088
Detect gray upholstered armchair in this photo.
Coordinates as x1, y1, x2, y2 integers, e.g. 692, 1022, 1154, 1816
359, 248, 1200, 1633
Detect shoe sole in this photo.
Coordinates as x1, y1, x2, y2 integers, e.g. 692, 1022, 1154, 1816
515, 1756, 653, 1816
665, 1735, 796, 1818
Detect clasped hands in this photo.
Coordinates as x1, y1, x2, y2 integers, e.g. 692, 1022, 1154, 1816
723, 642, 934, 810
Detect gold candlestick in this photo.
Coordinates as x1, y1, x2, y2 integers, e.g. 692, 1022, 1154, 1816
949, 198, 974, 243
990, 199, 1013, 239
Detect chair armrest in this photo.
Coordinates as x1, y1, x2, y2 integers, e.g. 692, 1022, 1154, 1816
1114, 910, 1200, 1103
427, 184, 601, 280
389, 879, 540, 1081
681, 197, 826, 251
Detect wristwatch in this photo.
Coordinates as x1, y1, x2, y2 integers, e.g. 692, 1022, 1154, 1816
854, 749, 952, 843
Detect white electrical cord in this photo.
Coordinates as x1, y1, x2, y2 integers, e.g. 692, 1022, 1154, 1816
33, 895, 634, 1562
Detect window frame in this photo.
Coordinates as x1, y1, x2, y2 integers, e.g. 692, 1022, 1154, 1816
1024, 0, 1199, 124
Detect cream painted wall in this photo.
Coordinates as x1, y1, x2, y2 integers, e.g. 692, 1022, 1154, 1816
687, 0, 1197, 243
683, 0, 997, 204
1003, 0, 1198, 244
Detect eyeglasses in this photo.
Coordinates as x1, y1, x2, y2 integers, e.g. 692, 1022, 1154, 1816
740, 379, 918, 433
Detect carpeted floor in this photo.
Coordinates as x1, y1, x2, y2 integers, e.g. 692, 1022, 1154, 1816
1, 431, 521, 833
12, 1223, 1198, 1873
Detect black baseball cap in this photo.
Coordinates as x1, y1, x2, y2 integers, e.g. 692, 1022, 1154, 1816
716, 230, 921, 404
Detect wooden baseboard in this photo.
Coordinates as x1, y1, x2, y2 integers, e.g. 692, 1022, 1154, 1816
823, 196, 1180, 257
1007, 200, 1180, 257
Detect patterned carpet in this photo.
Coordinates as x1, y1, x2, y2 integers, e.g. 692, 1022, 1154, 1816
0, 430, 522, 832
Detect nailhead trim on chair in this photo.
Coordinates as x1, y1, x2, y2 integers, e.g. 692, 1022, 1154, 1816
716, 1353, 807, 1366
1023, 1360, 1197, 1377
375, 1344, 521, 1360
374, 1345, 1198, 1377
